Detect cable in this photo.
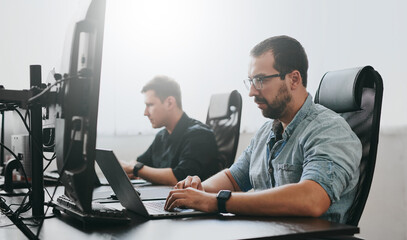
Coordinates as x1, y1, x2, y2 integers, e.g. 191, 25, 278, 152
43, 187, 52, 200
0, 142, 33, 220
27, 75, 76, 105
24, 108, 30, 123
14, 108, 56, 162
43, 152, 56, 162
0, 196, 38, 239
36, 128, 78, 238
0, 142, 31, 192
42, 153, 56, 172
13, 109, 31, 135
43, 128, 55, 148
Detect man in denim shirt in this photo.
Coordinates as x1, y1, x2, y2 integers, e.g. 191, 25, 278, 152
165, 36, 362, 224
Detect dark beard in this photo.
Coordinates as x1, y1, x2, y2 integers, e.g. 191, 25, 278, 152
257, 84, 292, 119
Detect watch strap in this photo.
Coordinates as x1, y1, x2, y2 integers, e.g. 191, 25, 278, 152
217, 190, 232, 213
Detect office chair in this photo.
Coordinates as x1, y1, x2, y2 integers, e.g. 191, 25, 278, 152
206, 90, 242, 169
314, 65, 383, 226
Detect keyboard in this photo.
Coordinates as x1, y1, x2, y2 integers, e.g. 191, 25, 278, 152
53, 195, 131, 226
144, 200, 189, 215
144, 201, 168, 214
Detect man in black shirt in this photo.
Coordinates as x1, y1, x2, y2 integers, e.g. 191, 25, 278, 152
121, 76, 221, 185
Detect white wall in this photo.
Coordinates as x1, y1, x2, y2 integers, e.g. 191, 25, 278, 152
1, 0, 406, 135
357, 127, 407, 240
99, 0, 407, 134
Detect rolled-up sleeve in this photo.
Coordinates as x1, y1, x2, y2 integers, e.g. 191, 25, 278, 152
300, 120, 362, 203
230, 138, 254, 192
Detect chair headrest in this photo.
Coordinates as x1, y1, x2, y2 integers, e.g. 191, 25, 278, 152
208, 90, 241, 119
315, 66, 375, 113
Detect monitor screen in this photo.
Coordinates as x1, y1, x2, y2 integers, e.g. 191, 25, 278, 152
54, 0, 106, 213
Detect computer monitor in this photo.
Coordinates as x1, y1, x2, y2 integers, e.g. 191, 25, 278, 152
54, 0, 106, 213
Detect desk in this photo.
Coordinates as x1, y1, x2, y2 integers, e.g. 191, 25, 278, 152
1, 186, 359, 240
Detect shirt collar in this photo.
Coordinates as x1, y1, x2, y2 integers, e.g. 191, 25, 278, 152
282, 93, 313, 139
167, 112, 189, 142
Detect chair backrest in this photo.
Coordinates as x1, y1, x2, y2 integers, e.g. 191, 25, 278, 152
314, 66, 383, 226
206, 90, 242, 169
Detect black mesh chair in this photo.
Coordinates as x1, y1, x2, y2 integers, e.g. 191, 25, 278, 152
314, 66, 383, 226
206, 90, 242, 169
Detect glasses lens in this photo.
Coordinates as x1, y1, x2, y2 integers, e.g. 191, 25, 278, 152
243, 79, 251, 90
253, 78, 262, 90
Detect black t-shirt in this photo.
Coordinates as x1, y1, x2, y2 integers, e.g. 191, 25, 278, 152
137, 113, 221, 181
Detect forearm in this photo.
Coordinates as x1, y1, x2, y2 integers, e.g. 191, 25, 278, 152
138, 166, 178, 186
202, 169, 241, 193
225, 180, 331, 217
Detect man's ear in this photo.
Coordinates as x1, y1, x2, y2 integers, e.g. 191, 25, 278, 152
165, 96, 176, 109
288, 70, 302, 90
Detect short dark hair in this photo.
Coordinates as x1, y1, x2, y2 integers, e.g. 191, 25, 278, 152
250, 35, 308, 87
141, 75, 182, 109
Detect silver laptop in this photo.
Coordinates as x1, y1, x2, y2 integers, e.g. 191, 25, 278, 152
95, 149, 209, 218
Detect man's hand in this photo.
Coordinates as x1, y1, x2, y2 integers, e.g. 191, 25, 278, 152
119, 160, 135, 179
174, 175, 204, 191
164, 187, 217, 213
165, 175, 216, 212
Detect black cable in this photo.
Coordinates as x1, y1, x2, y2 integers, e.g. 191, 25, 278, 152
43, 161, 52, 173
20, 214, 56, 221
0, 196, 38, 239
43, 128, 55, 149
36, 129, 78, 238
0, 142, 19, 162
0, 142, 31, 191
14, 191, 32, 216
43, 187, 52, 200
13, 109, 31, 136
27, 79, 62, 105
0, 224, 16, 228
43, 152, 56, 162
14, 108, 56, 162
24, 108, 30, 124
1, 110, 5, 168
0, 142, 33, 220
27, 75, 76, 105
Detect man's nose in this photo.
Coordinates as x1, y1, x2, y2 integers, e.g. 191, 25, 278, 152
248, 84, 259, 97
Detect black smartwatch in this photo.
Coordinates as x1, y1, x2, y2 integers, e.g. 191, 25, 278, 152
216, 190, 232, 213
132, 162, 144, 177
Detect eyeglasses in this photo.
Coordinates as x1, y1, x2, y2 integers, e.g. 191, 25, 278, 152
243, 73, 285, 90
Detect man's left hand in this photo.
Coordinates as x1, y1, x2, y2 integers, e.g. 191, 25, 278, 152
164, 187, 217, 212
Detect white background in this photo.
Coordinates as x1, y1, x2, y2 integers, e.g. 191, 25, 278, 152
1, 0, 406, 136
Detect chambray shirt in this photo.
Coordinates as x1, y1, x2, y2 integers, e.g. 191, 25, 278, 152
230, 94, 362, 223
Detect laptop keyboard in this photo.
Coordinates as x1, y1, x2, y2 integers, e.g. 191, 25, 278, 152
144, 201, 168, 214
144, 201, 189, 215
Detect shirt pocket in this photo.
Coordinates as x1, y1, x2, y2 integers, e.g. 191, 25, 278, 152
275, 163, 303, 186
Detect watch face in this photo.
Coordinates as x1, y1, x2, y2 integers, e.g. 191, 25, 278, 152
218, 190, 231, 199
135, 162, 144, 170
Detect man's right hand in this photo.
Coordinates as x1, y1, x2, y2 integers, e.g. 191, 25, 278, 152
174, 175, 204, 191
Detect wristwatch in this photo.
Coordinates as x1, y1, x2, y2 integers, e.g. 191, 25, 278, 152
132, 162, 144, 177
216, 190, 232, 213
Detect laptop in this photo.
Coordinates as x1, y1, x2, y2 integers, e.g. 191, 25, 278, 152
95, 149, 209, 218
